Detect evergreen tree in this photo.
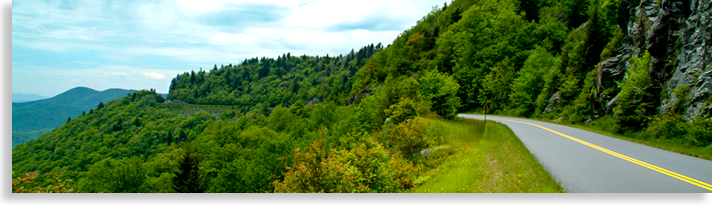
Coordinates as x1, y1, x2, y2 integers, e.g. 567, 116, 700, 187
172, 146, 204, 193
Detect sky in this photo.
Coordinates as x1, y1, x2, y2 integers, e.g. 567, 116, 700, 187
11, 0, 449, 97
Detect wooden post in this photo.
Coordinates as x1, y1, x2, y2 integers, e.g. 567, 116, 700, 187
484, 105, 488, 126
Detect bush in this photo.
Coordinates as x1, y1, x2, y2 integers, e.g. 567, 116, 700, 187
274, 136, 416, 193
380, 119, 436, 159
385, 98, 418, 124
645, 115, 712, 147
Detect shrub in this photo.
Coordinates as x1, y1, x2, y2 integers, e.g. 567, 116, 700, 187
385, 98, 418, 124
643, 114, 712, 147
274, 136, 416, 193
381, 119, 435, 158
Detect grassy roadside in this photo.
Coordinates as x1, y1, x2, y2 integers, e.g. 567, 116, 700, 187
412, 117, 563, 193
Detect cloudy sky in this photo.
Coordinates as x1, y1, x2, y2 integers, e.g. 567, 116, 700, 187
12, 0, 448, 97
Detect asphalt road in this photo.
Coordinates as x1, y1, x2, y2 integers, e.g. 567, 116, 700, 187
459, 114, 712, 193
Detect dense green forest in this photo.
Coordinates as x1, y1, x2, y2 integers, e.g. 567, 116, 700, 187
12, 0, 712, 192
168, 44, 382, 109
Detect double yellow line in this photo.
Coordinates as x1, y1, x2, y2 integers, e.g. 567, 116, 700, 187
478, 116, 712, 192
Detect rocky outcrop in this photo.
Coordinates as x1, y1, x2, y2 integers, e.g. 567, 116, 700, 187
306, 97, 323, 105
543, 91, 562, 115
592, 0, 711, 121
346, 87, 376, 106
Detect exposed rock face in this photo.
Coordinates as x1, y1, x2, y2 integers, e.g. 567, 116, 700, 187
660, 0, 712, 120
346, 87, 376, 106
543, 91, 562, 115
593, 0, 711, 120
306, 97, 323, 105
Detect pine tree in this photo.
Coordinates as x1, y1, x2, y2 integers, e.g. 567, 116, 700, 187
97, 102, 104, 110
172, 146, 204, 193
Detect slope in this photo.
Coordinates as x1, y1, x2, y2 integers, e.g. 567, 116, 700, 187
12, 86, 137, 147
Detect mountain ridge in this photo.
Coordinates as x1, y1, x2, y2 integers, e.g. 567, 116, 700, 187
11, 93, 48, 103
12, 86, 139, 147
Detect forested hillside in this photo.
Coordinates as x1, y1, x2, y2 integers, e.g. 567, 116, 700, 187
351, 0, 711, 147
167, 44, 382, 110
12, 87, 138, 147
12, 0, 712, 193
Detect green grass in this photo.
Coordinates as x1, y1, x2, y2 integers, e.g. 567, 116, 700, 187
412, 117, 563, 193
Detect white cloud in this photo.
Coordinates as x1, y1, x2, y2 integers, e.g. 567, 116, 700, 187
12, 0, 449, 96
71, 79, 79, 82
143, 72, 166, 80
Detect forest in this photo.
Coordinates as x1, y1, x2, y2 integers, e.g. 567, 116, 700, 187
12, 0, 712, 193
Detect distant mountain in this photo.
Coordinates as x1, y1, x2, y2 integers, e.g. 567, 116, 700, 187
12, 86, 138, 147
12, 93, 48, 102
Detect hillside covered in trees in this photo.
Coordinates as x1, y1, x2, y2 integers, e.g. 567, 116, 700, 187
12, 0, 712, 192
12, 87, 138, 147
349, 0, 711, 147
168, 44, 381, 111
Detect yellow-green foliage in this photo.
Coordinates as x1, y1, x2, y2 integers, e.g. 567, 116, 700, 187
274, 135, 416, 193
380, 119, 441, 158
385, 98, 419, 124
12, 171, 77, 193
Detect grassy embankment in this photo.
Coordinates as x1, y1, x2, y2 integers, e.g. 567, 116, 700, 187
413, 117, 563, 193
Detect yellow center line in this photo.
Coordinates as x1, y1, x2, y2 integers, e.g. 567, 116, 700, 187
469, 115, 712, 192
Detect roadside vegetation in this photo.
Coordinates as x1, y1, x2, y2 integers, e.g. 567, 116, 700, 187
552, 116, 712, 161
413, 118, 563, 193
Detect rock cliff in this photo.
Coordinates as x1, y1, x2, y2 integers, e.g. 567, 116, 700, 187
595, 0, 711, 120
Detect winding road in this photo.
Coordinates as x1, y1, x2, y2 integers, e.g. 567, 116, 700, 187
459, 114, 712, 193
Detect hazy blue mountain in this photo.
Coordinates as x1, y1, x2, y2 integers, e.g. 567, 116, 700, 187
12, 86, 138, 147
12, 93, 48, 103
